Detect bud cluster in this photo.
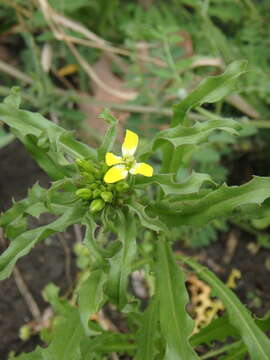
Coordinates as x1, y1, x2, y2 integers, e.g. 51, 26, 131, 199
75, 158, 130, 213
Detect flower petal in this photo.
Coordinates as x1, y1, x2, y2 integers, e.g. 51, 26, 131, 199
130, 162, 153, 177
104, 165, 128, 183
122, 129, 138, 156
105, 152, 123, 166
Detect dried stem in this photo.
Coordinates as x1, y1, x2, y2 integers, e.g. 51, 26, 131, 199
13, 266, 41, 322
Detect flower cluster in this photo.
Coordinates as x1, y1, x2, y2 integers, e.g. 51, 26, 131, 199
75, 158, 129, 212
75, 129, 153, 212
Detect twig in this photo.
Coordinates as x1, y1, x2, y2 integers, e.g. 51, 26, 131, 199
66, 42, 138, 100
73, 224, 83, 243
0, 59, 33, 84
53, 33, 166, 67
13, 266, 41, 322
38, 0, 137, 101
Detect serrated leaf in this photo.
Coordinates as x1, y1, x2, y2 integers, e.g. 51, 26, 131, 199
78, 269, 107, 335
43, 283, 74, 316
127, 202, 167, 232
0, 183, 49, 240
135, 172, 215, 196
0, 183, 47, 227
0, 91, 96, 180
181, 257, 270, 360
156, 238, 199, 360
0, 205, 86, 280
172, 60, 248, 126
154, 176, 270, 227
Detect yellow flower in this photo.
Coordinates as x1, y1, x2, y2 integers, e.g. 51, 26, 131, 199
104, 129, 153, 183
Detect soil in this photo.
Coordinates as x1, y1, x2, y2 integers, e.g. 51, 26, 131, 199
0, 141, 270, 359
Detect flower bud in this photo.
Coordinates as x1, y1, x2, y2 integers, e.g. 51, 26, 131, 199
101, 191, 113, 203
37, 135, 49, 150
93, 169, 103, 180
74, 243, 89, 257
116, 182, 129, 192
93, 189, 101, 198
76, 159, 95, 173
82, 172, 95, 183
90, 199, 105, 213
75, 188, 92, 200
19, 325, 31, 341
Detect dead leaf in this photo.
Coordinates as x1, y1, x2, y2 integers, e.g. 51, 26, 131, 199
79, 54, 134, 139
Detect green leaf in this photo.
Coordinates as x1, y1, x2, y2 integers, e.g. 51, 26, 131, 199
156, 238, 199, 360
181, 257, 270, 360
134, 298, 159, 360
135, 172, 215, 196
190, 315, 238, 347
78, 269, 107, 335
0, 183, 47, 227
154, 176, 270, 227
154, 118, 240, 151
42, 283, 72, 316
172, 60, 248, 126
80, 332, 135, 356
4, 86, 21, 108
42, 308, 85, 360
97, 109, 118, 161
127, 202, 167, 233
219, 343, 246, 360
0, 91, 96, 180
82, 215, 107, 264
0, 204, 86, 280
107, 211, 137, 309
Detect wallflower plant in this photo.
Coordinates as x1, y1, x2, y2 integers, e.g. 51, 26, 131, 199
1, 61, 270, 360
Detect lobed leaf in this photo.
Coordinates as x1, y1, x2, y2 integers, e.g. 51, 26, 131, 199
127, 202, 167, 233
135, 172, 215, 196
0, 204, 86, 280
0, 89, 96, 179
154, 176, 270, 226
